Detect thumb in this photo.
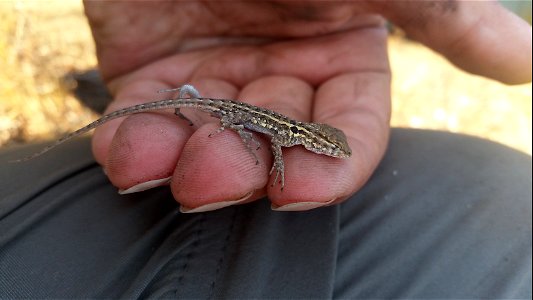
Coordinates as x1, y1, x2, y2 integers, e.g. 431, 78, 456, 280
376, 1, 531, 84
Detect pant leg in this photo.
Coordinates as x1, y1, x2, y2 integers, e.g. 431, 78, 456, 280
0, 138, 338, 299
0, 129, 531, 299
334, 129, 532, 299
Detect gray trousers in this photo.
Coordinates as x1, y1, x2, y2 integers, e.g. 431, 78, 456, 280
0, 129, 531, 299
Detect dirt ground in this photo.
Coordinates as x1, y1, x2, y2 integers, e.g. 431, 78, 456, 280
1, 1, 531, 155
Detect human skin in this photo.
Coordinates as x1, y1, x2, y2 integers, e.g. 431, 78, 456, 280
83, 1, 532, 212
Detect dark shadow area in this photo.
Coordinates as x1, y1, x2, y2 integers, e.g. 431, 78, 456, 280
62, 69, 112, 114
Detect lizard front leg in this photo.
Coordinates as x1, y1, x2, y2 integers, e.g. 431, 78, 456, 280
209, 117, 261, 165
269, 138, 285, 190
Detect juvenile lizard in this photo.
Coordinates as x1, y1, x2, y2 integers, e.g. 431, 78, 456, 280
15, 84, 352, 189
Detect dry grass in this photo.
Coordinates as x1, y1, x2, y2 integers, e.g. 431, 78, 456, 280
389, 37, 532, 154
1, 1, 531, 155
0, 1, 97, 146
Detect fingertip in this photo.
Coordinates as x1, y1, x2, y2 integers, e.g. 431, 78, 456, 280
104, 113, 192, 189
171, 124, 270, 208
267, 148, 357, 208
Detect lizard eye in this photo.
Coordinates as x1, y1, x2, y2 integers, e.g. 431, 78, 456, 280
290, 126, 299, 134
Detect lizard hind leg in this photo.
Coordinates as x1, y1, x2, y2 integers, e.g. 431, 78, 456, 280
174, 109, 194, 126
157, 84, 201, 98
158, 84, 201, 126
175, 84, 201, 126
177, 84, 201, 98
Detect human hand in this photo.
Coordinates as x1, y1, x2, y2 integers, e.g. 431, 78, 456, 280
83, 1, 531, 212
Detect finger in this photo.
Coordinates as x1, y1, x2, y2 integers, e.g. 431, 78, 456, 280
239, 76, 314, 121
267, 71, 390, 210
375, 1, 532, 84
317, 71, 391, 197
172, 123, 269, 212
93, 51, 213, 164
173, 78, 268, 206
93, 79, 238, 192
92, 79, 183, 167
233, 76, 361, 208
173, 76, 313, 210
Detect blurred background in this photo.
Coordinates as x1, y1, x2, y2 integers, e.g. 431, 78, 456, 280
0, 1, 531, 155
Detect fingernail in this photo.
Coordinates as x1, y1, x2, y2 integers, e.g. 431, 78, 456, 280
118, 176, 172, 194
271, 198, 337, 212
180, 191, 254, 213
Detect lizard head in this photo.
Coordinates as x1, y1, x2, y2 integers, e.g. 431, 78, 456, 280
300, 123, 352, 158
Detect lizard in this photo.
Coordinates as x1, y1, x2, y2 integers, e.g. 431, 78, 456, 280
14, 84, 352, 189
